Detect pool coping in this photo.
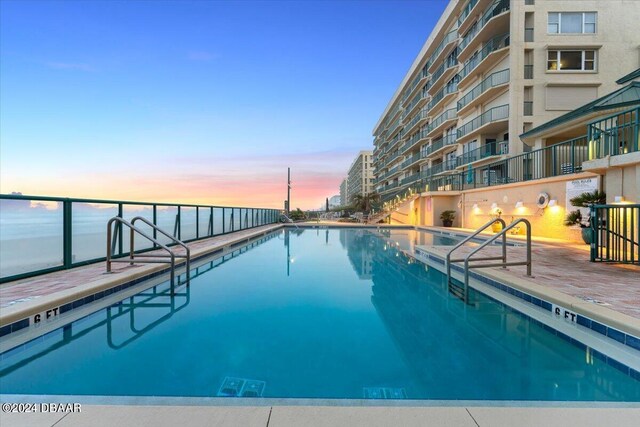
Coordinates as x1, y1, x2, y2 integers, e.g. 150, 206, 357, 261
0, 224, 284, 336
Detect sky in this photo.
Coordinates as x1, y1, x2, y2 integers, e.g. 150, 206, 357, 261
0, 0, 448, 210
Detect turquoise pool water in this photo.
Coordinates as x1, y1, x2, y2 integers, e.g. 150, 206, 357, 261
1, 228, 639, 401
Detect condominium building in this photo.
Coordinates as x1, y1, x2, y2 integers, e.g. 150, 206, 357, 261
340, 178, 349, 207
347, 151, 374, 203
373, 0, 640, 204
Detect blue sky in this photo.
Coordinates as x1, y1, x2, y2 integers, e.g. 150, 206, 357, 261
0, 0, 448, 208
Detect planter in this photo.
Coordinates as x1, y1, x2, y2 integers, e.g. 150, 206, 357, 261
442, 220, 453, 227
491, 221, 503, 233
581, 227, 593, 245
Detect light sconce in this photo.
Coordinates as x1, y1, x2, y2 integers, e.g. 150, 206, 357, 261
472, 203, 479, 210
614, 196, 625, 204
548, 199, 558, 207
515, 201, 524, 209
491, 202, 498, 210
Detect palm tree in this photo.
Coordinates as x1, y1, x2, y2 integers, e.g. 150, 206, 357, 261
351, 192, 380, 213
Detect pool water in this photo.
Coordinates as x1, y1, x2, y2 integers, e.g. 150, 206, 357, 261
1, 228, 639, 401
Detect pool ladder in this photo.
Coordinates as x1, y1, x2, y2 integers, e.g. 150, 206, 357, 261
446, 218, 532, 302
106, 216, 191, 285
280, 213, 299, 229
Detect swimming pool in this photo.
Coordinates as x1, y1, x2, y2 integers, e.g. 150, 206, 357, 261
1, 228, 638, 401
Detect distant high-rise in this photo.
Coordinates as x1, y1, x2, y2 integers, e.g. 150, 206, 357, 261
339, 177, 348, 207
347, 151, 374, 204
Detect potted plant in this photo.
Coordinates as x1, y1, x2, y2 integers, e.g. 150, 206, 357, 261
564, 190, 606, 244
490, 207, 503, 232
440, 210, 456, 227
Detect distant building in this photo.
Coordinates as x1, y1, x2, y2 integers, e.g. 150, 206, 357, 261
347, 151, 374, 204
339, 178, 348, 207
328, 195, 341, 208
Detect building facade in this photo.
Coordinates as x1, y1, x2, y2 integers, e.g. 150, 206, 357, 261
347, 151, 374, 203
373, 0, 640, 205
339, 178, 349, 208
328, 195, 341, 208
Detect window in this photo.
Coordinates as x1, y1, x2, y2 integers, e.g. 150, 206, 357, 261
548, 12, 597, 34
547, 50, 596, 71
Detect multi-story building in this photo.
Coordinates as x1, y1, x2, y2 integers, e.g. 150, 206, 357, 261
373, 0, 639, 205
346, 151, 374, 203
339, 178, 349, 207
328, 195, 341, 208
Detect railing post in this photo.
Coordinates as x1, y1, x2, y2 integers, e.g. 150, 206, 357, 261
118, 203, 123, 256
196, 207, 199, 239
153, 205, 157, 247
63, 200, 73, 268
222, 208, 226, 234
590, 206, 597, 262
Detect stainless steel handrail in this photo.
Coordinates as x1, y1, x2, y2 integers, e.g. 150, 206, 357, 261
280, 214, 300, 229
446, 218, 506, 284
458, 218, 532, 301
106, 217, 188, 285
131, 216, 191, 276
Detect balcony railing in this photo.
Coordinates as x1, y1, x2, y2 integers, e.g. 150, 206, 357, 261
459, 23, 479, 53
426, 108, 457, 134
404, 107, 428, 132
402, 153, 421, 169
457, 104, 509, 139
457, 69, 509, 111
0, 195, 281, 283
524, 101, 533, 116
429, 29, 459, 68
458, 0, 479, 28
525, 27, 534, 42
587, 106, 639, 158
456, 140, 509, 167
423, 135, 589, 192
459, 0, 510, 55
428, 82, 458, 111
524, 64, 533, 79
427, 133, 457, 156
459, 32, 510, 80
402, 128, 428, 153
404, 90, 428, 118
401, 172, 421, 186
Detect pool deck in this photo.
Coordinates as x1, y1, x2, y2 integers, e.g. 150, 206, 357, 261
2, 404, 639, 427
410, 226, 640, 330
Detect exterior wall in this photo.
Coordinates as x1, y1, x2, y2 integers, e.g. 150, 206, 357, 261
372, 0, 640, 205
347, 151, 374, 202
602, 157, 640, 204
339, 178, 348, 207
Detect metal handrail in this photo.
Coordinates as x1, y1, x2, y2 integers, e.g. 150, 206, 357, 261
460, 219, 532, 300
131, 216, 191, 276
280, 214, 299, 229
446, 218, 506, 284
106, 217, 188, 285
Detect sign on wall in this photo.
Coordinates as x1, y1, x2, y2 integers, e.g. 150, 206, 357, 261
565, 177, 599, 212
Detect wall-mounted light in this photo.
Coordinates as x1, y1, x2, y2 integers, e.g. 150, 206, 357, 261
548, 199, 558, 207
472, 203, 479, 210
515, 201, 524, 209
491, 202, 498, 209
614, 196, 625, 204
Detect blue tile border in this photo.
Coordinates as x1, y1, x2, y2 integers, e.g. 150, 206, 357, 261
0, 232, 276, 339
414, 247, 640, 358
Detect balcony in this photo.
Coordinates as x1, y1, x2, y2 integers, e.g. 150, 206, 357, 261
458, 32, 510, 89
426, 108, 457, 138
457, 69, 509, 115
402, 68, 429, 106
404, 90, 429, 121
401, 152, 421, 169
524, 64, 533, 79
401, 172, 421, 187
524, 101, 533, 116
429, 84, 459, 115
456, 104, 509, 143
524, 27, 534, 42
427, 56, 459, 96
458, 0, 486, 35
403, 107, 429, 136
426, 133, 457, 158
427, 29, 459, 73
456, 140, 508, 168
457, 0, 510, 63
379, 181, 400, 194
401, 128, 428, 154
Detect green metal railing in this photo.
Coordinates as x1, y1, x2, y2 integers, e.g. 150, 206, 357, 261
458, 0, 479, 28
426, 108, 457, 135
457, 104, 509, 139
587, 107, 639, 158
0, 194, 280, 283
456, 140, 509, 167
457, 69, 509, 111
591, 204, 639, 265
459, 32, 510, 80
